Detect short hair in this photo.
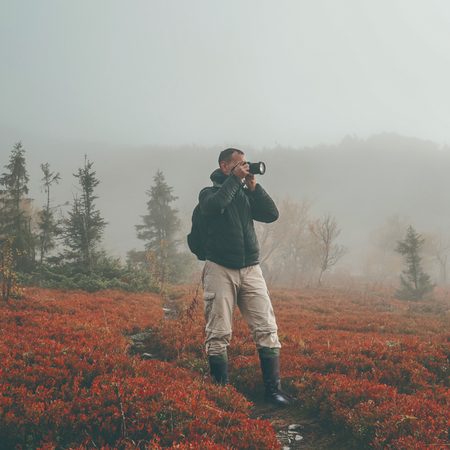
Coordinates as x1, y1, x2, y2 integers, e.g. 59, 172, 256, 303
218, 148, 244, 165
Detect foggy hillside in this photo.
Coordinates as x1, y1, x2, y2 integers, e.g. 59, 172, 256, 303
1, 131, 449, 273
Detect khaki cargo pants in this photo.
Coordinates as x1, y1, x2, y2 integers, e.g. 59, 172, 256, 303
202, 259, 281, 356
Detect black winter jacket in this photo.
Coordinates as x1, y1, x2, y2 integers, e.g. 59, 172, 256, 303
198, 169, 279, 269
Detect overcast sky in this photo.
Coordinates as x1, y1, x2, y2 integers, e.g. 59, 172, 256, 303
1, 0, 450, 149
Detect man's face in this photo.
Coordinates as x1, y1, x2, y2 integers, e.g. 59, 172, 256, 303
220, 152, 246, 175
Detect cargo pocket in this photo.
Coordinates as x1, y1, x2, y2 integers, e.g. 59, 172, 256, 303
203, 291, 216, 322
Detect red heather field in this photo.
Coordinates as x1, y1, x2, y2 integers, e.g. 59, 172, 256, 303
0, 286, 449, 449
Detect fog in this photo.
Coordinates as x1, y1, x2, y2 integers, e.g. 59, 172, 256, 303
2, 1, 450, 283
2, 1, 450, 147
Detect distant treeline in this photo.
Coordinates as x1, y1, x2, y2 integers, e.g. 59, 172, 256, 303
1, 134, 447, 296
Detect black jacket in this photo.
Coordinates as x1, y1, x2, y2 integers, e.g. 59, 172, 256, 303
199, 169, 279, 269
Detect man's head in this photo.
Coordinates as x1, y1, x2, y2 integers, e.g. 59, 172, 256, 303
219, 148, 246, 175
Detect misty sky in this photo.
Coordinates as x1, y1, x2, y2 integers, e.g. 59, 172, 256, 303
1, 0, 450, 149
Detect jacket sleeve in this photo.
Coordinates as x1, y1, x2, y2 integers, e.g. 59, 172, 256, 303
199, 174, 242, 214
246, 184, 279, 223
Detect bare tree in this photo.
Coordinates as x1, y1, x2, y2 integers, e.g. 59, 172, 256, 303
309, 214, 346, 286
256, 198, 311, 287
423, 232, 450, 285
364, 215, 408, 282
257, 198, 310, 262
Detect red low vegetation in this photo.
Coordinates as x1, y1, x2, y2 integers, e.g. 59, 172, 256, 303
1, 286, 448, 449
158, 286, 450, 449
0, 288, 278, 449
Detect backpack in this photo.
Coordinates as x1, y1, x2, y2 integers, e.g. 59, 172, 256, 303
187, 204, 207, 261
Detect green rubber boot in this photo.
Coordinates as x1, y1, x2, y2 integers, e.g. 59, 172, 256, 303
258, 348, 290, 407
208, 353, 229, 385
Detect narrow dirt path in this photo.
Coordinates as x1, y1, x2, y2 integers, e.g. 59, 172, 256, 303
249, 395, 355, 450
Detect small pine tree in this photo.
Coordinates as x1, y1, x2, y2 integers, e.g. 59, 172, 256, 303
395, 226, 434, 300
63, 156, 106, 273
0, 142, 35, 271
37, 163, 61, 264
135, 170, 180, 290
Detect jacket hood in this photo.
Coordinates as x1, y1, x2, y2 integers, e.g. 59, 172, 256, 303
210, 168, 228, 185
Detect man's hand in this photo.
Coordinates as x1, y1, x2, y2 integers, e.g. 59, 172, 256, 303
232, 161, 250, 179
245, 173, 257, 191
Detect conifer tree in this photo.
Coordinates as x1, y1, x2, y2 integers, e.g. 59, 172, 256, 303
37, 163, 61, 263
395, 226, 434, 300
63, 156, 106, 273
135, 170, 180, 288
0, 142, 35, 271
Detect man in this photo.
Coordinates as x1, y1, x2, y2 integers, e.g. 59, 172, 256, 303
198, 147, 290, 406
